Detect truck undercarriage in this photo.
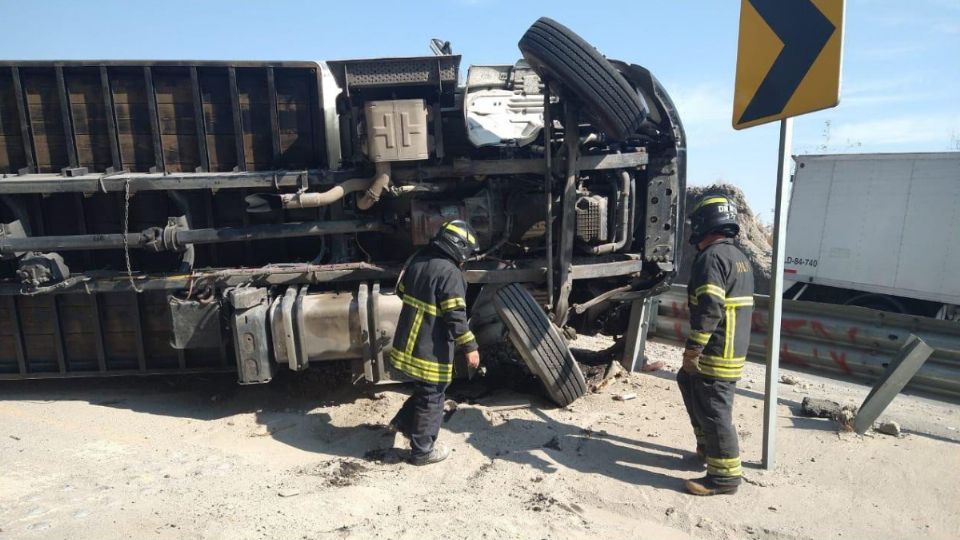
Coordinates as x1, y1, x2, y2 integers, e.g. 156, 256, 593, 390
0, 19, 685, 404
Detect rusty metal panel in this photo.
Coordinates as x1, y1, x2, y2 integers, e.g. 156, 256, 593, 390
111, 69, 155, 172
65, 68, 113, 171
22, 68, 70, 173
153, 67, 199, 173
237, 68, 273, 171
199, 69, 238, 171
0, 69, 28, 173
54, 66, 78, 169
0, 61, 322, 175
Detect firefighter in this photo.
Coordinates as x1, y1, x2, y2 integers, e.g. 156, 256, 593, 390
678, 195, 754, 496
387, 220, 481, 466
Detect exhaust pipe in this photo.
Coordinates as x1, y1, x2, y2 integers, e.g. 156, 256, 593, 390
245, 162, 392, 213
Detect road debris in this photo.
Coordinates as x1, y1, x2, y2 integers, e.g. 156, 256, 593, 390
800, 397, 841, 418
585, 360, 626, 393
641, 360, 665, 372
613, 393, 637, 401
798, 396, 858, 431
363, 448, 407, 464
526, 493, 559, 512
874, 421, 902, 437
277, 489, 300, 498
543, 435, 563, 451
835, 405, 858, 432
780, 374, 801, 385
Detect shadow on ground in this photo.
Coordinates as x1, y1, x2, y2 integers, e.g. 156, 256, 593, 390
0, 364, 390, 459
0, 360, 700, 492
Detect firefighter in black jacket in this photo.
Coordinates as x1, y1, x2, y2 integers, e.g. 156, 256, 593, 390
388, 220, 481, 466
678, 195, 754, 496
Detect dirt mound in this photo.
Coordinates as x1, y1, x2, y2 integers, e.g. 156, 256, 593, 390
296, 458, 370, 486
678, 184, 772, 294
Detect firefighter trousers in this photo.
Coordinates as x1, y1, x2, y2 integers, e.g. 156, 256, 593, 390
390, 380, 449, 458
677, 369, 741, 486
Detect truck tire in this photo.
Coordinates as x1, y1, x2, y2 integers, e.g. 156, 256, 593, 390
518, 17, 645, 140
843, 293, 907, 314
493, 283, 587, 406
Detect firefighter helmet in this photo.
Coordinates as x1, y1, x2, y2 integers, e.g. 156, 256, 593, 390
432, 220, 480, 264
688, 195, 740, 245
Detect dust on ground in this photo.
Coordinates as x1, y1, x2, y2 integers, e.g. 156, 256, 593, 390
1, 337, 958, 540
680, 183, 772, 294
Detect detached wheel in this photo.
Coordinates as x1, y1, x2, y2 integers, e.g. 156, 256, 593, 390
518, 17, 646, 140
493, 284, 587, 406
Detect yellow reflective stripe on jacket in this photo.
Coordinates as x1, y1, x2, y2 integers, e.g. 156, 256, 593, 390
689, 331, 711, 346
455, 330, 476, 346
444, 223, 476, 244
389, 350, 453, 383
695, 283, 726, 301
699, 355, 745, 379
405, 307, 426, 355
402, 295, 438, 316
706, 456, 742, 477
440, 297, 466, 312
690, 293, 754, 308
692, 196, 728, 212
701, 355, 746, 367
697, 364, 744, 380
723, 306, 735, 358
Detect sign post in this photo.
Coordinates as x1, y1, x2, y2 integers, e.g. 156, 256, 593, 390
732, 0, 845, 470
762, 117, 792, 469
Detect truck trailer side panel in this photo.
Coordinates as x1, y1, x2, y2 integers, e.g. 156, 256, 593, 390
787, 152, 960, 306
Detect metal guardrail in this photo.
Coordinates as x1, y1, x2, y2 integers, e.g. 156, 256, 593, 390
649, 285, 960, 398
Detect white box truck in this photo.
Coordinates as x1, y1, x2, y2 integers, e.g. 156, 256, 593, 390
785, 152, 960, 320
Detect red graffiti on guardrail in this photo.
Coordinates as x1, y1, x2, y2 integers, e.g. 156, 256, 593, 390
811, 320, 831, 339
847, 327, 859, 343
830, 350, 853, 376
670, 301, 686, 320
779, 342, 809, 368
782, 319, 807, 334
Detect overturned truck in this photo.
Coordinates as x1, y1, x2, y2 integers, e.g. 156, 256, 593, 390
0, 18, 684, 405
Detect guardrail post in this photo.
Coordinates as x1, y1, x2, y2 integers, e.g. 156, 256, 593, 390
621, 297, 654, 372
853, 335, 934, 434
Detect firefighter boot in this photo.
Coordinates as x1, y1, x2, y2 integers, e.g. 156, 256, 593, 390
409, 444, 450, 466
684, 476, 739, 496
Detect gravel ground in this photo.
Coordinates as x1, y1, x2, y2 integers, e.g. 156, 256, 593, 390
1, 336, 958, 540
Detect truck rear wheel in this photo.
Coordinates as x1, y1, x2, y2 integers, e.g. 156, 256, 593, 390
518, 17, 646, 140
493, 283, 587, 406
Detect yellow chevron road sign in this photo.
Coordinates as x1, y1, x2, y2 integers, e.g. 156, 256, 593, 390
733, 0, 845, 130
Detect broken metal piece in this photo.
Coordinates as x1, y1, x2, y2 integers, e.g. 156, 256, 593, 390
853, 335, 935, 434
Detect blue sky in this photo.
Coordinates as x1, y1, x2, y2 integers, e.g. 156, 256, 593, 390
2, 0, 957, 220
